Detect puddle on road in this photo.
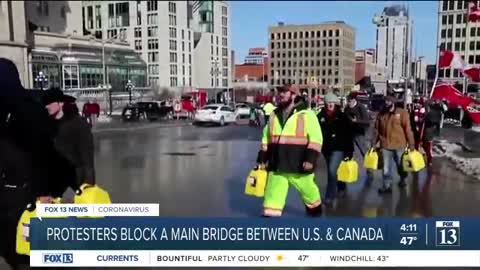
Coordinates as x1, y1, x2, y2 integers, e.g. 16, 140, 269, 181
163, 152, 197, 156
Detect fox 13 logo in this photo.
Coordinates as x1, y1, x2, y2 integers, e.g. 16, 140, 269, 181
43, 253, 74, 264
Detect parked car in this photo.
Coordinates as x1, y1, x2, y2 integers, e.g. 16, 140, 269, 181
122, 104, 142, 122
122, 102, 172, 122
235, 103, 251, 119
194, 104, 237, 126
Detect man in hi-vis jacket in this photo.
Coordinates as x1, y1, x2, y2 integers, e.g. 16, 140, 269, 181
257, 84, 323, 217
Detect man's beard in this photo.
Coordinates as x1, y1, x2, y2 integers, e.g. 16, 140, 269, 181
278, 97, 293, 109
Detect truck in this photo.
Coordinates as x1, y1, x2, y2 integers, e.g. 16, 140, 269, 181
431, 84, 480, 129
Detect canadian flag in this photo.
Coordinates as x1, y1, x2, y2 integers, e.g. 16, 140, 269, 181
438, 50, 465, 69
463, 67, 480, 82
469, 1, 480, 22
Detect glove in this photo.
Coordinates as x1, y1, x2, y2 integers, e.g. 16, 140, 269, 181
408, 144, 416, 151
344, 151, 354, 160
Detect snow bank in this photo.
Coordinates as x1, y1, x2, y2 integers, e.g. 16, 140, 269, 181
433, 140, 480, 180
443, 118, 461, 125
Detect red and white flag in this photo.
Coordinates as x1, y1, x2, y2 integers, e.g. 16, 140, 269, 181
469, 1, 480, 22
463, 67, 480, 82
438, 50, 465, 69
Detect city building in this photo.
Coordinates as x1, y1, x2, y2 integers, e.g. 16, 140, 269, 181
244, 47, 268, 64
0, 1, 146, 92
355, 49, 387, 93
82, 0, 231, 97
437, 0, 474, 85
190, 0, 231, 100
234, 61, 269, 82
268, 21, 356, 94
373, 5, 413, 82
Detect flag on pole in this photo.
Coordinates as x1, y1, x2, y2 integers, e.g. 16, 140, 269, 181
438, 50, 465, 69
463, 67, 480, 82
469, 1, 480, 22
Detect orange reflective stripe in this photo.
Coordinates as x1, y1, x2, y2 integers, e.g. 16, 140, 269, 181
278, 137, 308, 145
269, 114, 276, 136
296, 113, 305, 137
307, 142, 322, 151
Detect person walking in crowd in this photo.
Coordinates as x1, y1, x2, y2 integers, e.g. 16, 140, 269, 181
317, 93, 354, 207
344, 93, 373, 183
414, 100, 442, 167
373, 95, 415, 194
43, 88, 96, 187
257, 84, 323, 217
0, 58, 76, 270
82, 100, 92, 124
439, 98, 449, 129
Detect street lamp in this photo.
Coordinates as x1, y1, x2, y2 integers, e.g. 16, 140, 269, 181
126, 79, 135, 104
35, 71, 48, 90
210, 57, 221, 103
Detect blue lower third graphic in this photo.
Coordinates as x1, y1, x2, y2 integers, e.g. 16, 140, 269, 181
42, 253, 74, 264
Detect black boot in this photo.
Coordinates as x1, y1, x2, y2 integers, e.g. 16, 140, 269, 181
306, 204, 323, 217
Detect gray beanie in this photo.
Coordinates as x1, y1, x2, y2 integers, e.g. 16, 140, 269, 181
324, 92, 340, 104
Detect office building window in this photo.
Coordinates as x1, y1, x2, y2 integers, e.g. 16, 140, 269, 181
147, 0, 158, 11
148, 52, 159, 62
448, 15, 453, 24
148, 39, 159, 50
63, 65, 79, 89
457, 14, 462, 24
456, 28, 461, 37
189, 54, 192, 64
472, 27, 477, 37
169, 15, 177, 26
462, 42, 466, 51
147, 14, 158, 25
170, 64, 177, 75
95, 5, 101, 28
147, 26, 158, 37
134, 27, 142, 38
137, 1, 141, 25
222, 6, 227, 15
449, 0, 454, 10
168, 2, 176, 13
170, 77, 178, 87
455, 42, 460, 51
135, 40, 142, 50
87, 6, 93, 28
442, 15, 447, 24
61, 6, 66, 19
107, 29, 117, 39
222, 17, 228, 26
182, 54, 185, 63
447, 29, 452, 37
476, 55, 480, 64
182, 29, 185, 39
443, 0, 449, 10
441, 29, 446, 38
222, 27, 228, 36
169, 40, 177, 50
37, 1, 49, 16
169, 27, 177, 38
469, 55, 474, 64
148, 64, 159, 75
170, 52, 177, 63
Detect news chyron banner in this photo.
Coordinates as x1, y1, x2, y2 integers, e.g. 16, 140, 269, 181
29, 205, 480, 268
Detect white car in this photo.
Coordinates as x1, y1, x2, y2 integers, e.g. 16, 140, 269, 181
194, 104, 237, 126
235, 103, 251, 118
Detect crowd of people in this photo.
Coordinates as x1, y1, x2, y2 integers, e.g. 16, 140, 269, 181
256, 84, 445, 217
0, 58, 95, 270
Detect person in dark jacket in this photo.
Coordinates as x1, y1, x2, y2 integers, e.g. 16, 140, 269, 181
0, 59, 75, 270
317, 93, 354, 207
43, 88, 96, 187
344, 93, 373, 184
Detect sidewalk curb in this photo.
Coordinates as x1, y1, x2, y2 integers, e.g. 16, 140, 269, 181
93, 122, 192, 133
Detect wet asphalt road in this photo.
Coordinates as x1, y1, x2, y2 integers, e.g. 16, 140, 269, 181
2, 123, 479, 270
91, 123, 480, 218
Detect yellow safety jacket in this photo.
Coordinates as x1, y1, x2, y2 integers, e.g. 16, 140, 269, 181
260, 103, 323, 173
262, 103, 276, 116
